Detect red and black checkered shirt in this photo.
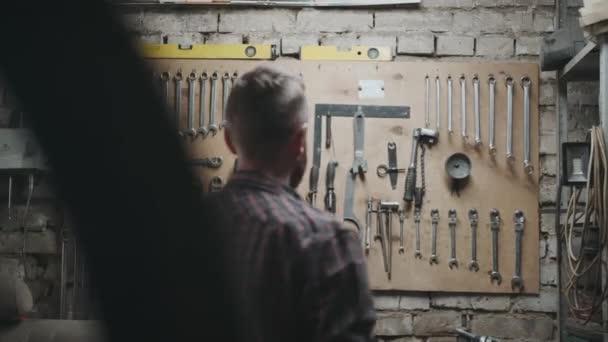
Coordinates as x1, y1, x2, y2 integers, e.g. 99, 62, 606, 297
205, 170, 376, 342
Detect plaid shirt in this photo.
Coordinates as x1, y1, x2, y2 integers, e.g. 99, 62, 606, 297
205, 170, 376, 342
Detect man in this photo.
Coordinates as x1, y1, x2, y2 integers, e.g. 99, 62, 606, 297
206, 65, 376, 342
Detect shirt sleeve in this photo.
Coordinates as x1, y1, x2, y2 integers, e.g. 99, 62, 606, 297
301, 224, 376, 342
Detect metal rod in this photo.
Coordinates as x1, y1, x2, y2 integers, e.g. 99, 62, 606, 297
460, 75, 467, 140
435, 76, 440, 130
447, 76, 453, 134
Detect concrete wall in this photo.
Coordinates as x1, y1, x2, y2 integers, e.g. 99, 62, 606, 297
119, 1, 567, 341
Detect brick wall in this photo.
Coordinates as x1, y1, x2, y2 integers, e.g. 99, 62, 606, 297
120, 1, 564, 340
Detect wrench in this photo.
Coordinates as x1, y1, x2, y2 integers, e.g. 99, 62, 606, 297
351, 106, 367, 175
365, 197, 373, 253
186, 71, 198, 137
430, 208, 439, 265
490, 209, 502, 285
174, 71, 183, 136
460, 75, 467, 141
448, 209, 458, 269
208, 72, 219, 136
188, 157, 223, 169
506, 76, 515, 164
343, 172, 361, 233
160, 72, 171, 109
398, 209, 405, 254
435, 76, 440, 130
521, 76, 533, 174
375, 204, 389, 274
425, 75, 430, 128
488, 75, 497, 155
473, 75, 481, 146
221, 72, 230, 130
468, 208, 480, 272
414, 207, 422, 259
209, 176, 223, 193
512, 210, 525, 291
198, 72, 208, 136
447, 76, 453, 134
380, 201, 400, 280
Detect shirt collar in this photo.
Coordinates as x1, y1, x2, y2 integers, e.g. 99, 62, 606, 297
227, 170, 301, 199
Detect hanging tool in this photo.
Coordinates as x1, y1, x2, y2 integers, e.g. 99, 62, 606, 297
208, 72, 219, 136
209, 176, 223, 192
221, 72, 230, 130
376, 141, 404, 190
142, 43, 278, 60
380, 201, 399, 280
186, 71, 198, 137
7, 176, 12, 222
425, 76, 430, 128
325, 113, 332, 149
429, 208, 439, 265
456, 329, 500, 342
403, 128, 438, 202
521, 76, 533, 174
445, 152, 472, 196
490, 209, 502, 285
21, 174, 35, 257
506, 76, 515, 164
398, 209, 405, 254
460, 75, 467, 141
160, 71, 171, 109
473, 75, 481, 146
187, 157, 223, 169
447, 76, 453, 134
512, 210, 525, 292
375, 202, 389, 275
174, 70, 183, 136
468, 208, 480, 272
365, 197, 373, 253
198, 72, 208, 137
351, 106, 367, 175
414, 190, 423, 259
307, 111, 323, 206
448, 209, 458, 269
324, 160, 337, 214
435, 76, 440, 130
343, 172, 361, 233
488, 75, 497, 155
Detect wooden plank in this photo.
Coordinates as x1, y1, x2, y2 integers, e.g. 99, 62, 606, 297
561, 41, 599, 81
150, 59, 540, 294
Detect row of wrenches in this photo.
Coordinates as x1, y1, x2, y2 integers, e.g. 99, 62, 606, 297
425, 75, 533, 175
366, 200, 526, 291
158, 70, 238, 137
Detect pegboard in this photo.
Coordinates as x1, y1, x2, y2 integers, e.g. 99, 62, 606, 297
150, 59, 540, 294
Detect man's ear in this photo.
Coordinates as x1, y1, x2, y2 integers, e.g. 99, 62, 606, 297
291, 125, 307, 158
224, 128, 238, 155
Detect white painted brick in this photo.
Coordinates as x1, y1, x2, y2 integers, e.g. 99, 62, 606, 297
534, 10, 556, 32
297, 9, 372, 33
321, 34, 397, 55
540, 212, 557, 234
541, 71, 557, 82
375, 312, 414, 336
537, 0, 555, 5
165, 33, 205, 45
122, 11, 143, 32
375, 11, 452, 32
476, 36, 514, 57
281, 34, 318, 55
143, 11, 218, 34
540, 82, 556, 105
540, 258, 558, 286
398, 32, 435, 55
220, 9, 295, 33
540, 176, 558, 204
399, 294, 430, 310
374, 294, 400, 310
421, 0, 474, 8
470, 296, 511, 311
472, 315, 554, 340
567, 81, 599, 106
516, 36, 542, 55
412, 311, 462, 336
246, 33, 281, 46
540, 106, 556, 133
567, 0, 583, 7
136, 33, 163, 44
453, 9, 504, 33
436, 36, 474, 56
541, 155, 557, 176
544, 233, 558, 259
205, 33, 243, 44
426, 337, 458, 342
540, 133, 557, 155
512, 286, 559, 313
431, 295, 470, 309
505, 10, 535, 32
477, 0, 535, 6
379, 338, 423, 342
142, 11, 181, 33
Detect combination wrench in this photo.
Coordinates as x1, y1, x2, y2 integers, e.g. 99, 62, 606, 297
448, 209, 458, 269
380, 201, 400, 280
398, 209, 405, 254
186, 71, 198, 137
506, 76, 515, 164
198, 72, 208, 136
473, 75, 481, 146
447, 76, 453, 134
174, 70, 183, 135
488, 75, 497, 155
208, 72, 219, 136
468, 208, 480, 272
430, 208, 439, 265
521, 76, 533, 174
375, 204, 389, 275
365, 197, 373, 253
435, 76, 440, 130
425, 76, 430, 128
512, 210, 525, 291
414, 206, 422, 259
460, 75, 467, 141
221, 72, 230, 130
160, 72, 171, 109
490, 209, 502, 285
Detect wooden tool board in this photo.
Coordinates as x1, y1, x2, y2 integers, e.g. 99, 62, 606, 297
151, 59, 540, 294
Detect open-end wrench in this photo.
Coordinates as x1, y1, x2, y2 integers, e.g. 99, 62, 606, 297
468, 208, 480, 272
435, 76, 440, 130
208, 72, 219, 136
380, 201, 400, 280
425, 75, 430, 128
521, 76, 533, 174
488, 75, 497, 155
506, 76, 515, 164
447, 76, 453, 134
188, 157, 223, 168
186, 71, 198, 137
365, 197, 373, 253
398, 209, 405, 254
414, 206, 422, 259
198, 72, 208, 136
209, 176, 223, 193
174, 71, 183, 136
512, 210, 525, 292
351, 106, 367, 175
448, 209, 458, 269
375, 203, 389, 274
160, 72, 171, 109
473, 75, 481, 146
460, 75, 467, 141
430, 208, 439, 265
490, 209, 502, 285
221, 72, 230, 130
